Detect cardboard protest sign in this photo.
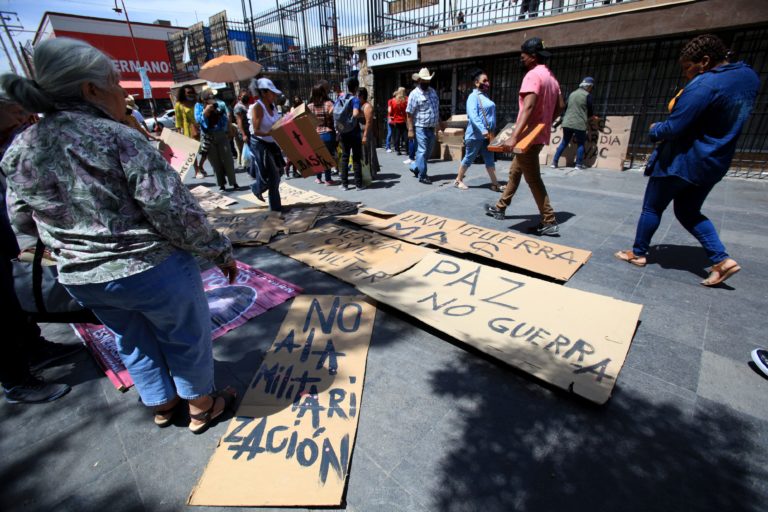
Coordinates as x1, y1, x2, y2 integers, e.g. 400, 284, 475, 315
269, 223, 433, 287
206, 209, 283, 245
488, 123, 545, 153
281, 206, 321, 234
544, 116, 633, 170
189, 295, 375, 507
339, 207, 395, 227
72, 262, 302, 390
357, 253, 642, 404
159, 128, 199, 180
270, 103, 336, 177
346, 210, 591, 281
241, 183, 358, 212
190, 185, 238, 211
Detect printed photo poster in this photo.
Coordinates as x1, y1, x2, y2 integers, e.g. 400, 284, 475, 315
189, 295, 376, 507
71, 261, 302, 390
357, 253, 642, 404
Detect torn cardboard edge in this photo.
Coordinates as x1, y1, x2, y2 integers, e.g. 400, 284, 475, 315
341, 209, 592, 281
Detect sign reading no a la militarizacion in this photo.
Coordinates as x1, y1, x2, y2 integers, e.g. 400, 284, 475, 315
367, 40, 418, 67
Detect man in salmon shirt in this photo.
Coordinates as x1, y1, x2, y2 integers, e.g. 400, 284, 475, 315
486, 37, 564, 236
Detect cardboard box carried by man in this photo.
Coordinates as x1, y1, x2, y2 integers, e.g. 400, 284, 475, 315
270, 103, 336, 178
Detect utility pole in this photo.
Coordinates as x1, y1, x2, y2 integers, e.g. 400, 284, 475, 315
113, 0, 157, 118
0, 11, 25, 76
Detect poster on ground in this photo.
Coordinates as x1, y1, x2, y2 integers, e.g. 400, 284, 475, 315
72, 262, 302, 391
189, 295, 375, 506
346, 210, 591, 281
268, 222, 433, 287
240, 183, 359, 219
357, 253, 642, 404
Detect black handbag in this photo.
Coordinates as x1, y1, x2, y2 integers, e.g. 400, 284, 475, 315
12, 239, 98, 323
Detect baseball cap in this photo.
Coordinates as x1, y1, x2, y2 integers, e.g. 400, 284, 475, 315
257, 78, 282, 95
521, 37, 552, 58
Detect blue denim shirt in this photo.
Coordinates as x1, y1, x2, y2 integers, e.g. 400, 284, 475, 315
648, 62, 759, 186
465, 89, 496, 141
194, 100, 231, 133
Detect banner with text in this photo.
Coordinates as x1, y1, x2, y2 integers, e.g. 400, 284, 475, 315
189, 295, 375, 506
357, 253, 641, 404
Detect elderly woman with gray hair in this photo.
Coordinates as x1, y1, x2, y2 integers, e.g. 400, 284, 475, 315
0, 38, 238, 433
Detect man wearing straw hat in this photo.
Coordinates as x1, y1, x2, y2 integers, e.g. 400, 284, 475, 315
406, 68, 440, 184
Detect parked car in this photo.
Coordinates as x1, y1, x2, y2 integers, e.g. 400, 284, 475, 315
144, 109, 176, 133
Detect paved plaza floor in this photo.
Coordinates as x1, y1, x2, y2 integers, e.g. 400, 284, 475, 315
2, 149, 767, 511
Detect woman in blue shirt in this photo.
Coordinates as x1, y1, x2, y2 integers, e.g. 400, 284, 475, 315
615, 35, 759, 287
453, 69, 500, 191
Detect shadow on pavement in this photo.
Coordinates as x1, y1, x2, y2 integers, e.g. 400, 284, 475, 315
429, 354, 762, 512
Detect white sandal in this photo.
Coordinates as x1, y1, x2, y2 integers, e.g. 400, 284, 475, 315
453, 180, 469, 190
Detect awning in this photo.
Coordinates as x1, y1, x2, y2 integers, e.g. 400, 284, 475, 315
119, 80, 175, 100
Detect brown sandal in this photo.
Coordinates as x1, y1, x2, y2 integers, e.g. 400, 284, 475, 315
153, 397, 182, 427
189, 387, 237, 434
614, 249, 647, 267
701, 258, 741, 287
490, 184, 501, 192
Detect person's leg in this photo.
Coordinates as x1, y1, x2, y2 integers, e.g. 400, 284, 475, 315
215, 133, 238, 187
0, 258, 35, 388
385, 123, 392, 150
631, 176, 681, 257
480, 141, 499, 189
573, 129, 587, 167
457, 138, 480, 187
552, 128, 572, 167
234, 135, 244, 168
411, 127, 428, 178
672, 180, 729, 264
206, 137, 227, 189
65, 251, 214, 406
423, 129, 436, 178
496, 155, 525, 211
265, 145, 283, 212
519, 146, 556, 225
351, 131, 363, 188
321, 132, 336, 182
408, 136, 416, 161
340, 132, 352, 187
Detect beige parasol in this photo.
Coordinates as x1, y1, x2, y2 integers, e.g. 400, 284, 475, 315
197, 55, 263, 83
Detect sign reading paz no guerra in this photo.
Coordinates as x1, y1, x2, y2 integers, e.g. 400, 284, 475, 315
357, 253, 642, 404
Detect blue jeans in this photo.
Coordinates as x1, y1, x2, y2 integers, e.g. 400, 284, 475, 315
408, 137, 416, 160
249, 137, 283, 212
410, 127, 436, 179
633, 175, 728, 264
552, 127, 587, 167
461, 137, 495, 169
318, 131, 336, 182
65, 251, 214, 406
385, 123, 392, 150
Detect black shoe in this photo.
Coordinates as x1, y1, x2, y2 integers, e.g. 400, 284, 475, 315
409, 168, 418, 178
357, 184, 368, 190
28, 341, 83, 371
255, 192, 265, 202
341, 184, 351, 191
218, 186, 226, 192
484, 203, 506, 220
529, 223, 560, 236
418, 177, 432, 185
3, 376, 71, 404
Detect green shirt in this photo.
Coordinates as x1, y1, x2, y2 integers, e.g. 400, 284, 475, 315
561, 88, 592, 132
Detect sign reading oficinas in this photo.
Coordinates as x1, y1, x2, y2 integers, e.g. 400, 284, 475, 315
367, 40, 418, 67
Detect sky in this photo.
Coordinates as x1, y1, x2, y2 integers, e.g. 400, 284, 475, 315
0, 0, 279, 75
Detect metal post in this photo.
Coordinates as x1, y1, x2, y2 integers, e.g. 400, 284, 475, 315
114, 0, 157, 118
0, 14, 24, 76
0, 29, 16, 74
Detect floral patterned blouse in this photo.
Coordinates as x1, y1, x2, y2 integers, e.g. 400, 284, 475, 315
1, 104, 233, 285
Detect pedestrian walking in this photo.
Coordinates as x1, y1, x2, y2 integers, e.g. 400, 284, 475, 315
453, 69, 500, 191
1, 38, 237, 428
174, 85, 207, 178
307, 83, 337, 185
248, 78, 285, 212
385, 91, 395, 152
406, 68, 440, 185
391, 87, 408, 155
551, 77, 596, 170
485, 37, 564, 236
195, 87, 239, 191
334, 77, 363, 190
233, 89, 251, 170
359, 87, 380, 182
615, 34, 759, 287
403, 73, 420, 165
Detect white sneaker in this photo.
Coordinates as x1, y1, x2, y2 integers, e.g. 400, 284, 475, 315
386, 149, 392, 153
549, 164, 557, 169
403, 158, 413, 164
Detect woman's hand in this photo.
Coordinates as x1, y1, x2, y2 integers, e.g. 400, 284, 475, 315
218, 260, 238, 284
